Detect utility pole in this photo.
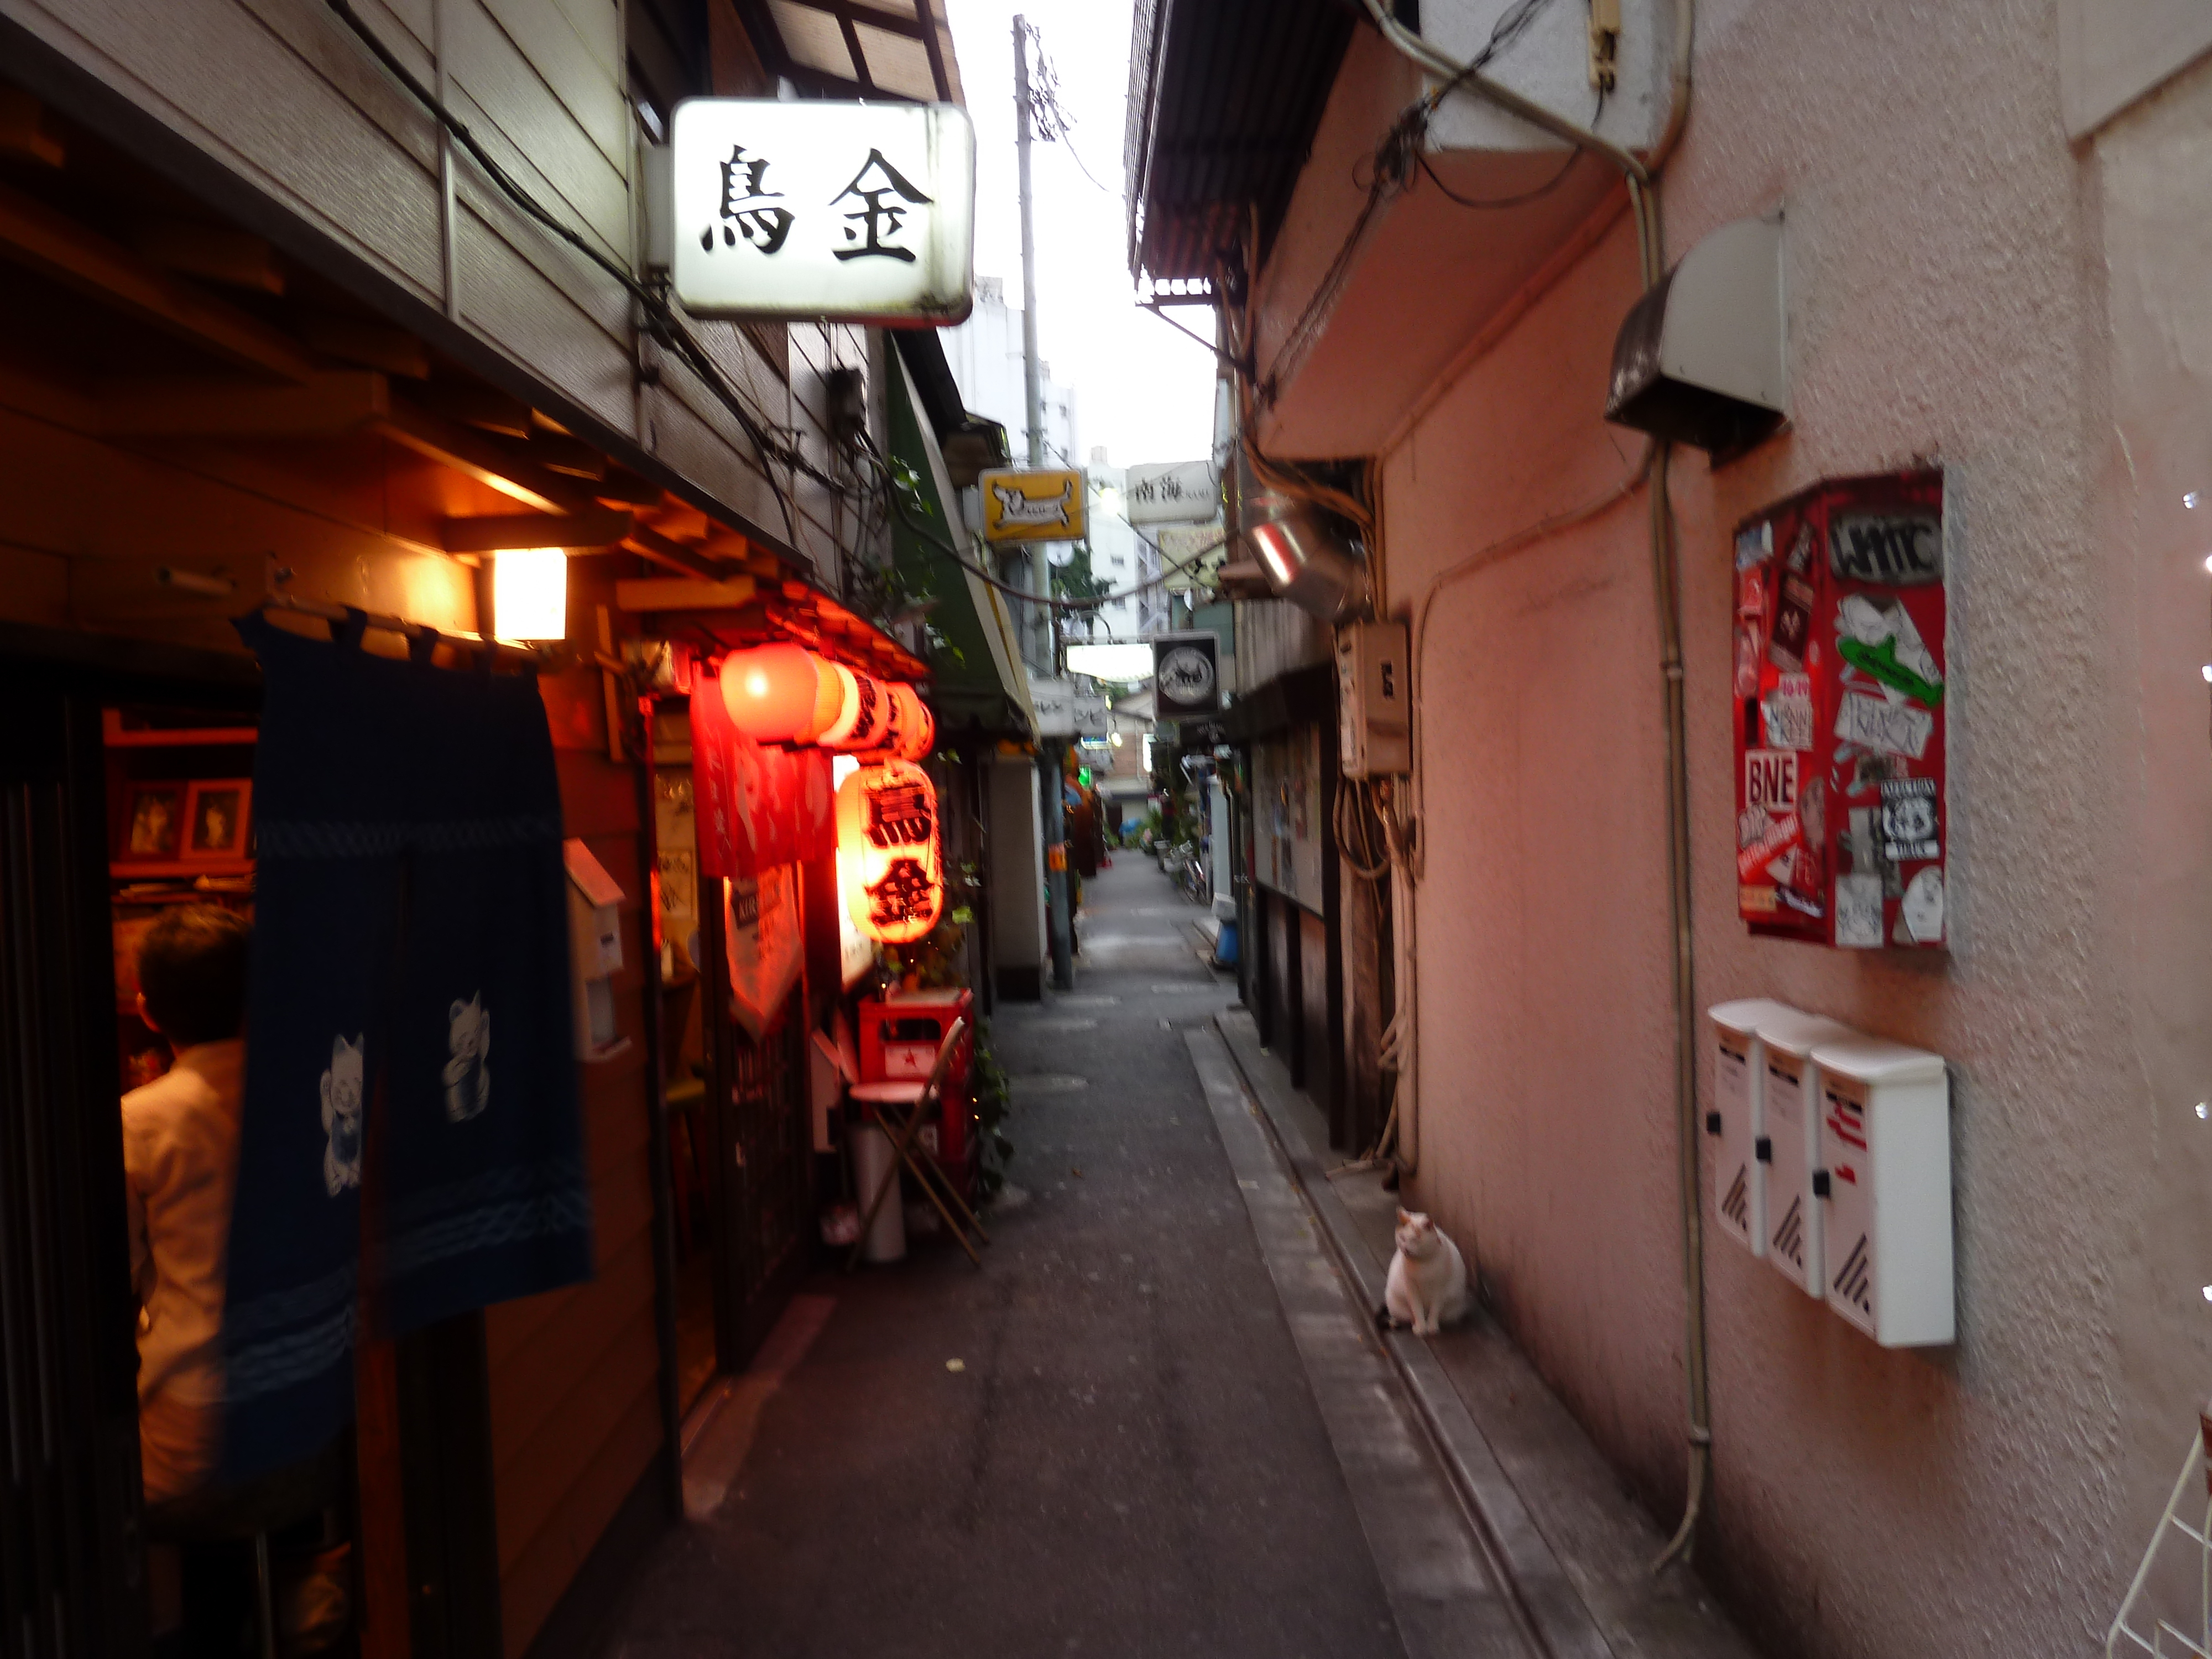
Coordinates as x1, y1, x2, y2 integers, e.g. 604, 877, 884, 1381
1014, 14, 1074, 991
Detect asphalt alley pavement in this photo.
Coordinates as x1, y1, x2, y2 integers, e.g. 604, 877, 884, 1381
599, 855, 1462, 1658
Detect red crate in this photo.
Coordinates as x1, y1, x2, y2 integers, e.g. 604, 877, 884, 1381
858, 988, 973, 1166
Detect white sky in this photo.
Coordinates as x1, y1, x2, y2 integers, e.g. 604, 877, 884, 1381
941, 0, 1219, 472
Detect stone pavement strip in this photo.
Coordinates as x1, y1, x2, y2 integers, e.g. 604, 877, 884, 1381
602, 857, 1506, 1659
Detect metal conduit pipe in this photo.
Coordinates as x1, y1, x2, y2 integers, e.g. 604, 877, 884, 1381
1355, 0, 1710, 1572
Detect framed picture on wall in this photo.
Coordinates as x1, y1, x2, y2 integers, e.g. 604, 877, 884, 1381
181, 780, 252, 862
118, 782, 186, 863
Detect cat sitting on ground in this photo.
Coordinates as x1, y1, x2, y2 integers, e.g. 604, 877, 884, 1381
1380, 1209, 1469, 1337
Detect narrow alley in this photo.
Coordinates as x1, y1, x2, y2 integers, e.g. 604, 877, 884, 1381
599, 859, 1750, 1659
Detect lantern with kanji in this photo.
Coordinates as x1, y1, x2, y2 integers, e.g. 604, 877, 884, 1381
836, 758, 943, 943
819, 666, 894, 752
881, 681, 935, 761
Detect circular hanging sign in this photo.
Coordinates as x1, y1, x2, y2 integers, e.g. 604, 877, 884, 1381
1157, 645, 1214, 702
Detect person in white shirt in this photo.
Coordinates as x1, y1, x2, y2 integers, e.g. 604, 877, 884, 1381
123, 905, 251, 1505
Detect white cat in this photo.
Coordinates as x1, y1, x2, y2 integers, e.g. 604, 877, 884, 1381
1383, 1209, 1470, 1337
321, 1034, 366, 1195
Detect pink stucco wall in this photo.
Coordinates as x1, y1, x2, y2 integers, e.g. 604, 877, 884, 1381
1262, 3, 2212, 1653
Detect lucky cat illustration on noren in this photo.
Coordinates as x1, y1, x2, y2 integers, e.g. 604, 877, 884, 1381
1380, 1209, 1470, 1337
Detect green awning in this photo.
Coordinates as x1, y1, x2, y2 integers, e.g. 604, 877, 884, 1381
887, 350, 1035, 739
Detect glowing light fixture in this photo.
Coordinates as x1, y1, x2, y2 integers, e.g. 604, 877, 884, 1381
719, 643, 840, 743
836, 759, 943, 943
492, 549, 569, 641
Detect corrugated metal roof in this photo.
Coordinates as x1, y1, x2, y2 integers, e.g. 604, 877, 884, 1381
1125, 0, 1357, 281
732, 0, 964, 104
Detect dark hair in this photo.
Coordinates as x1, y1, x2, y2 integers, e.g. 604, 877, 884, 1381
137, 906, 252, 1048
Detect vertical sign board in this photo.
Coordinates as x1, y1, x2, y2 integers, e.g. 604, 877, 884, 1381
1731, 471, 1947, 948
669, 100, 975, 322
1152, 632, 1219, 719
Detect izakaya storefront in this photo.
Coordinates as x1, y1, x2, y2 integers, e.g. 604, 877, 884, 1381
0, 78, 952, 1659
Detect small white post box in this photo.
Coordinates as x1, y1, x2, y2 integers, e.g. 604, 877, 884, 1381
1707, 999, 1794, 1258
564, 838, 628, 1061
1755, 1008, 1856, 1297
1811, 1035, 1952, 1347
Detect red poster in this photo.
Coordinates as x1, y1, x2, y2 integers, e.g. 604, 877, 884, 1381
691, 682, 744, 880
691, 683, 832, 878
1732, 471, 1947, 949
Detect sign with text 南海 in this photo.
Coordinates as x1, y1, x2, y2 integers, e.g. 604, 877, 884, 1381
669, 100, 975, 322
978, 468, 1087, 542
1124, 460, 1220, 525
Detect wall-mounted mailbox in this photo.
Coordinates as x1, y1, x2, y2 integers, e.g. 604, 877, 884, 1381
1756, 1008, 1856, 1297
1707, 999, 1794, 1259
1812, 1035, 1953, 1346
564, 838, 627, 1061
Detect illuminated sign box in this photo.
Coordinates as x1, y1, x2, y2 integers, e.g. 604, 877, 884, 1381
669, 100, 975, 323
978, 468, 1086, 542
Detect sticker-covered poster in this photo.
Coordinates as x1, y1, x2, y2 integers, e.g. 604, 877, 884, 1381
1731, 472, 1947, 949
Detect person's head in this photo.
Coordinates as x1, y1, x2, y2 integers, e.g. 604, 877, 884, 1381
136, 905, 251, 1049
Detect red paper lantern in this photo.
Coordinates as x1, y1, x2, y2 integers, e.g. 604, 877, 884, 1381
819, 666, 894, 752
836, 759, 943, 944
882, 682, 935, 761
719, 644, 839, 743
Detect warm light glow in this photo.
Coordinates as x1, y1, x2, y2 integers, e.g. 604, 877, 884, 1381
720, 644, 836, 743
820, 667, 893, 752
836, 759, 943, 943
884, 682, 936, 761
492, 549, 568, 641
1108, 730, 1124, 748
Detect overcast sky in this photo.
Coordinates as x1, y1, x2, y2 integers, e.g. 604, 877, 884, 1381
942, 0, 1219, 472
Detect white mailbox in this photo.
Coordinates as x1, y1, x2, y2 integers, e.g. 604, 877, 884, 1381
564, 838, 627, 1061
1811, 1036, 1953, 1347
1707, 999, 1794, 1258
1756, 1008, 1857, 1297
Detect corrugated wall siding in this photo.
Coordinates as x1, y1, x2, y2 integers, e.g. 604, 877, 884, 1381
5, 0, 831, 578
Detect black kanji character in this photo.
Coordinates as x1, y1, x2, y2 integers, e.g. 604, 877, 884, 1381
867, 858, 935, 927
705, 144, 795, 255
830, 148, 931, 264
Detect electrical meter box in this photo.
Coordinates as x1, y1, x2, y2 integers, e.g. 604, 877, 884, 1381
1756, 1008, 1856, 1296
564, 838, 627, 1060
1812, 1035, 1952, 1346
1337, 621, 1411, 778
1731, 470, 1947, 950
1707, 999, 1793, 1258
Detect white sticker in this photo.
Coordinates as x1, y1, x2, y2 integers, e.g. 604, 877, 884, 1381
1902, 867, 1945, 943
1835, 873, 1885, 947
1761, 674, 1815, 751
1835, 692, 1934, 759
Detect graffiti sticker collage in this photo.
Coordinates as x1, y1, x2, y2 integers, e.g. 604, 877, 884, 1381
1732, 471, 1947, 949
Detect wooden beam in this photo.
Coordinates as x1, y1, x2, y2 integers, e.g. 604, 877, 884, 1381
98, 371, 390, 437
0, 90, 63, 168
593, 467, 663, 508
417, 381, 532, 438
614, 576, 760, 611
526, 430, 608, 481
375, 397, 586, 515
0, 180, 316, 382
297, 313, 432, 379
134, 220, 285, 295
622, 523, 724, 578
441, 509, 634, 552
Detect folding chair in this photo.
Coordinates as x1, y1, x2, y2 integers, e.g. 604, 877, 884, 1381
846, 1015, 990, 1270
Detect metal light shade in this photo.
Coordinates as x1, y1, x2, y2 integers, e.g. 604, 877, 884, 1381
1239, 483, 1369, 623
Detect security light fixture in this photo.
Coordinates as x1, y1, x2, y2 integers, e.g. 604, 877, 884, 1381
1605, 215, 1787, 460
1239, 477, 1369, 623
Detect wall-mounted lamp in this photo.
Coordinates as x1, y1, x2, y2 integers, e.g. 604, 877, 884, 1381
491, 548, 570, 641
1605, 215, 1787, 459
1237, 467, 1369, 623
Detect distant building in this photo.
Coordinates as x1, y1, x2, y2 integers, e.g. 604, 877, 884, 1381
941, 275, 1079, 466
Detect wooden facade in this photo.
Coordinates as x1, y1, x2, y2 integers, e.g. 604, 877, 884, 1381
0, 0, 967, 1651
